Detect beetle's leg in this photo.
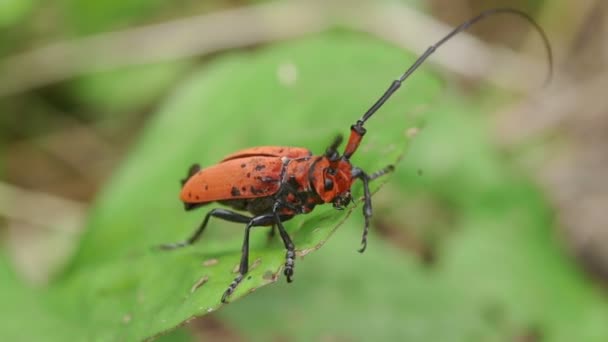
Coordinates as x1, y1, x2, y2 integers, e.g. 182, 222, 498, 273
368, 165, 395, 181
276, 216, 296, 282
351, 165, 395, 252
222, 213, 275, 303
267, 224, 276, 241
181, 163, 201, 186
158, 208, 251, 250
352, 168, 372, 253
272, 204, 296, 282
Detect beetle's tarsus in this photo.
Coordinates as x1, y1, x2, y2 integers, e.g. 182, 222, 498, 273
359, 217, 370, 253
358, 222, 369, 253
358, 241, 367, 253
221, 274, 244, 303
157, 242, 188, 251
369, 164, 395, 180
284, 249, 295, 282
271, 207, 297, 284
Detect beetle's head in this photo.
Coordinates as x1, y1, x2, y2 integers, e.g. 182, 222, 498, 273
311, 157, 353, 205
311, 135, 354, 205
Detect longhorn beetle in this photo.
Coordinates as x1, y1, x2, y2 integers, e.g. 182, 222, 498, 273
160, 8, 553, 303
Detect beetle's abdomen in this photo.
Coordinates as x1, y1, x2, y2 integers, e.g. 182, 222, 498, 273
180, 157, 283, 203
219, 197, 276, 216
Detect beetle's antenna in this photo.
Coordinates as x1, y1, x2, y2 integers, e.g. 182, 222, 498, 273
343, 8, 553, 160
359, 8, 552, 127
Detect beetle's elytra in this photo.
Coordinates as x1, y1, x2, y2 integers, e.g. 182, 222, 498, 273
160, 8, 553, 303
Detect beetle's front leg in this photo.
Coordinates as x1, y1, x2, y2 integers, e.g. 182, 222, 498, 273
352, 165, 394, 253
368, 165, 395, 181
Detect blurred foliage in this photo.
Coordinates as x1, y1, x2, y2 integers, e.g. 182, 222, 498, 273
0, 251, 85, 340
64, 0, 167, 34
0, 0, 33, 28
68, 61, 193, 115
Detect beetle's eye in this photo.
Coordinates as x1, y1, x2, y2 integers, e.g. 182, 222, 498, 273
324, 178, 334, 191
327, 168, 336, 176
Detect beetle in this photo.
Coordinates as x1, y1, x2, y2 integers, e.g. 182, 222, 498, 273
160, 8, 553, 303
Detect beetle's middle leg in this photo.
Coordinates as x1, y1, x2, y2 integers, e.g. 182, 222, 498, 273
271, 203, 297, 282
222, 213, 277, 303
158, 208, 251, 250
267, 224, 276, 241
274, 214, 296, 282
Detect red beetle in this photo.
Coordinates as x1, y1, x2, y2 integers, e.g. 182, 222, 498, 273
160, 8, 552, 303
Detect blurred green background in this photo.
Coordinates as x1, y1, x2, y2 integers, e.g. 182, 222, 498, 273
2, 0, 608, 341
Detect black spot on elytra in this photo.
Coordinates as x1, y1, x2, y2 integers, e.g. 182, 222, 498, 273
205, 185, 209, 190
255, 164, 266, 171
241, 163, 246, 168
278, 148, 284, 153
241, 186, 246, 192
195, 195, 200, 200
246, 172, 251, 178
188, 192, 192, 198
231, 187, 241, 196
261, 176, 277, 183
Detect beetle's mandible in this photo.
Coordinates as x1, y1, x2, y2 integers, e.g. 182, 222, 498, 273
159, 8, 553, 303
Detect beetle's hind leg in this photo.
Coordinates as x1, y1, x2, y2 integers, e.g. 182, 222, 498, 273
222, 213, 276, 303
158, 208, 251, 250
181, 163, 201, 186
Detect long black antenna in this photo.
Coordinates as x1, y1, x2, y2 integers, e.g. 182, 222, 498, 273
355, 8, 553, 128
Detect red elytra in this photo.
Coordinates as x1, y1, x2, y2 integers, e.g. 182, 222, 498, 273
160, 8, 553, 304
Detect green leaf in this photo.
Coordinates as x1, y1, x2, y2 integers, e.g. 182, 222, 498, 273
55, 32, 442, 340
0, 252, 85, 340
210, 98, 608, 341
0, 0, 33, 28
